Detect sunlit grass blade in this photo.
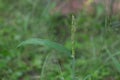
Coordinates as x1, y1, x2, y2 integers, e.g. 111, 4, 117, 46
18, 38, 71, 56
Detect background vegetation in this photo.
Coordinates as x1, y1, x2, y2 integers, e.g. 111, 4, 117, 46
0, 0, 120, 80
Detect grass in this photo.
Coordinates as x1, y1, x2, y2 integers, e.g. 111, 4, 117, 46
18, 15, 77, 80
1, 0, 120, 80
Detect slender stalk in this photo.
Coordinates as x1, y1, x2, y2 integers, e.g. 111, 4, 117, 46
109, 0, 114, 26
23, 0, 38, 32
71, 15, 76, 80
105, 0, 114, 28
104, 0, 114, 33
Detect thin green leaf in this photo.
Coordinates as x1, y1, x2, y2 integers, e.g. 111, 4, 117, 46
18, 38, 71, 56
106, 48, 120, 73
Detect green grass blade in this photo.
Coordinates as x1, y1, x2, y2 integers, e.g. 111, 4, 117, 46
106, 48, 120, 73
18, 38, 71, 56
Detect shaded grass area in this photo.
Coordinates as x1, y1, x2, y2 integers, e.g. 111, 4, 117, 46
1, 0, 120, 80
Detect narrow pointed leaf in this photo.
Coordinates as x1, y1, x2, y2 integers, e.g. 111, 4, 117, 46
18, 38, 71, 56
106, 49, 120, 73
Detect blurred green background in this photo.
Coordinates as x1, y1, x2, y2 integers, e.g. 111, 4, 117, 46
0, 0, 120, 80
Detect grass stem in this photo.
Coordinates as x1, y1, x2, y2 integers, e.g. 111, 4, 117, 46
71, 15, 76, 80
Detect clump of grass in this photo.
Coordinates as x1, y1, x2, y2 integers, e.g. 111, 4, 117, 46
18, 15, 77, 80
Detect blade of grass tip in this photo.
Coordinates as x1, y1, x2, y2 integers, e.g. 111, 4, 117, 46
106, 52, 120, 62
40, 0, 55, 21
105, 48, 120, 73
83, 75, 91, 80
90, 36, 96, 59
40, 53, 65, 80
54, 53, 65, 80
40, 53, 51, 80
18, 38, 71, 56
